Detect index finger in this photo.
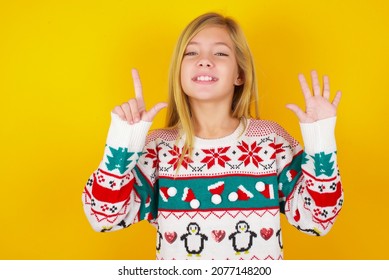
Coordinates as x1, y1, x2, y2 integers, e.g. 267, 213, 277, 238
131, 68, 145, 111
298, 73, 312, 100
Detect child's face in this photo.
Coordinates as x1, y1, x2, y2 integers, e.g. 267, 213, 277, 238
180, 26, 240, 106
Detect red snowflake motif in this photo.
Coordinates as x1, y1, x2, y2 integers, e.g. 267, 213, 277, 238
201, 147, 231, 169
237, 141, 263, 167
167, 145, 193, 170
145, 146, 162, 168
268, 140, 285, 159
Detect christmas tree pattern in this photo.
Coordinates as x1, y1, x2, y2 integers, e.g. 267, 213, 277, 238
105, 146, 135, 174
311, 152, 335, 177
301, 152, 309, 165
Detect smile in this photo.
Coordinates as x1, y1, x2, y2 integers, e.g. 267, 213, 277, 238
192, 75, 218, 82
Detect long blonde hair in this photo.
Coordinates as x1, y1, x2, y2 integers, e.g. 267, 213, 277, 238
165, 12, 259, 161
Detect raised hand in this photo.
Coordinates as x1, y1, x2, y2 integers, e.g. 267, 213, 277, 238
286, 70, 341, 123
112, 69, 168, 124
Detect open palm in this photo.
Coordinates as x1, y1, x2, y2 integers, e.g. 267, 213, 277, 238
286, 70, 341, 123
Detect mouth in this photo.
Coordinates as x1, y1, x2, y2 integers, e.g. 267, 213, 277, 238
192, 75, 218, 82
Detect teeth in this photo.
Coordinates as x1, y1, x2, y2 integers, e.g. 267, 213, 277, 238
196, 76, 214, 81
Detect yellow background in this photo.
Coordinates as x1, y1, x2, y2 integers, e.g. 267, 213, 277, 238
1, 0, 388, 260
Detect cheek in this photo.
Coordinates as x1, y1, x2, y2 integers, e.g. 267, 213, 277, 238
232, 64, 240, 79
179, 70, 184, 85
180, 61, 190, 76
180, 66, 190, 93
222, 62, 239, 80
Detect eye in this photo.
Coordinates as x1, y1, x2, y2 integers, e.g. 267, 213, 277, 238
215, 52, 229, 56
184, 51, 197, 56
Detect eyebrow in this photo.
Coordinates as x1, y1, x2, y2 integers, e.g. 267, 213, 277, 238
187, 41, 232, 50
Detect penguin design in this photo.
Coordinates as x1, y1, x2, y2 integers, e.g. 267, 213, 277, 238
156, 228, 163, 253
180, 222, 208, 257
229, 221, 257, 255
276, 229, 283, 250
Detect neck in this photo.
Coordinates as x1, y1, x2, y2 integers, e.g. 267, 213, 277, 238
190, 103, 240, 139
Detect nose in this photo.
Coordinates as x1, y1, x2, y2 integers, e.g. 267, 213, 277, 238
197, 56, 213, 68
198, 62, 212, 67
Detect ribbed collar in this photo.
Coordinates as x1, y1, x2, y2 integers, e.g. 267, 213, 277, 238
192, 117, 248, 148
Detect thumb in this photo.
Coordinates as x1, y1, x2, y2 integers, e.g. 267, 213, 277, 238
143, 102, 168, 121
285, 104, 307, 123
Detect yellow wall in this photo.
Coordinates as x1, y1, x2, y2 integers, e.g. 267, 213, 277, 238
1, 0, 388, 259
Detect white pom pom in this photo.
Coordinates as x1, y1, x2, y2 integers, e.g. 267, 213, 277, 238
256, 181, 265, 192
211, 194, 222, 204
228, 192, 238, 202
167, 187, 177, 197
190, 199, 200, 209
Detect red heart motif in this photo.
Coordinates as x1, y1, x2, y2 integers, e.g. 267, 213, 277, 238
260, 228, 274, 240
293, 209, 301, 222
211, 230, 226, 243
164, 232, 177, 244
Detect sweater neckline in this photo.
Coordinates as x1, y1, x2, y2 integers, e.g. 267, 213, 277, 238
193, 117, 247, 147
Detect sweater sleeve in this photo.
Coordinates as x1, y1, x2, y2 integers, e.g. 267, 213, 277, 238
81, 113, 158, 232
276, 117, 343, 236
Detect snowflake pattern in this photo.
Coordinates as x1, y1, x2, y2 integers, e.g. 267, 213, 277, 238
201, 147, 231, 169
145, 146, 162, 169
237, 141, 263, 167
167, 145, 194, 170
268, 140, 285, 159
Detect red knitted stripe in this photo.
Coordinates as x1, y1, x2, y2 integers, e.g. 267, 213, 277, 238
92, 173, 134, 203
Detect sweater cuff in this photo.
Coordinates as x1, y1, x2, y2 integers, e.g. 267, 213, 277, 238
300, 117, 337, 154
106, 112, 152, 151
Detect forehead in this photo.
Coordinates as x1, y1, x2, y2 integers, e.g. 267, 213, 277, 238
188, 26, 233, 48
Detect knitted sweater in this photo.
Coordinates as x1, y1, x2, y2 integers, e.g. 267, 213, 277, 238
82, 114, 343, 260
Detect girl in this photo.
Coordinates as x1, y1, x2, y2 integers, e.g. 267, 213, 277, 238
82, 12, 343, 260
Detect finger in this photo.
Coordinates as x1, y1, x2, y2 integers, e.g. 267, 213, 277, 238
286, 104, 308, 122
128, 99, 141, 123
121, 102, 133, 124
332, 90, 342, 108
298, 73, 312, 100
112, 106, 126, 120
144, 102, 168, 121
131, 68, 145, 112
311, 70, 321, 96
323, 75, 330, 99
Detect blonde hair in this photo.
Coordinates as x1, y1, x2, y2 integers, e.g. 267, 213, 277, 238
165, 12, 259, 162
